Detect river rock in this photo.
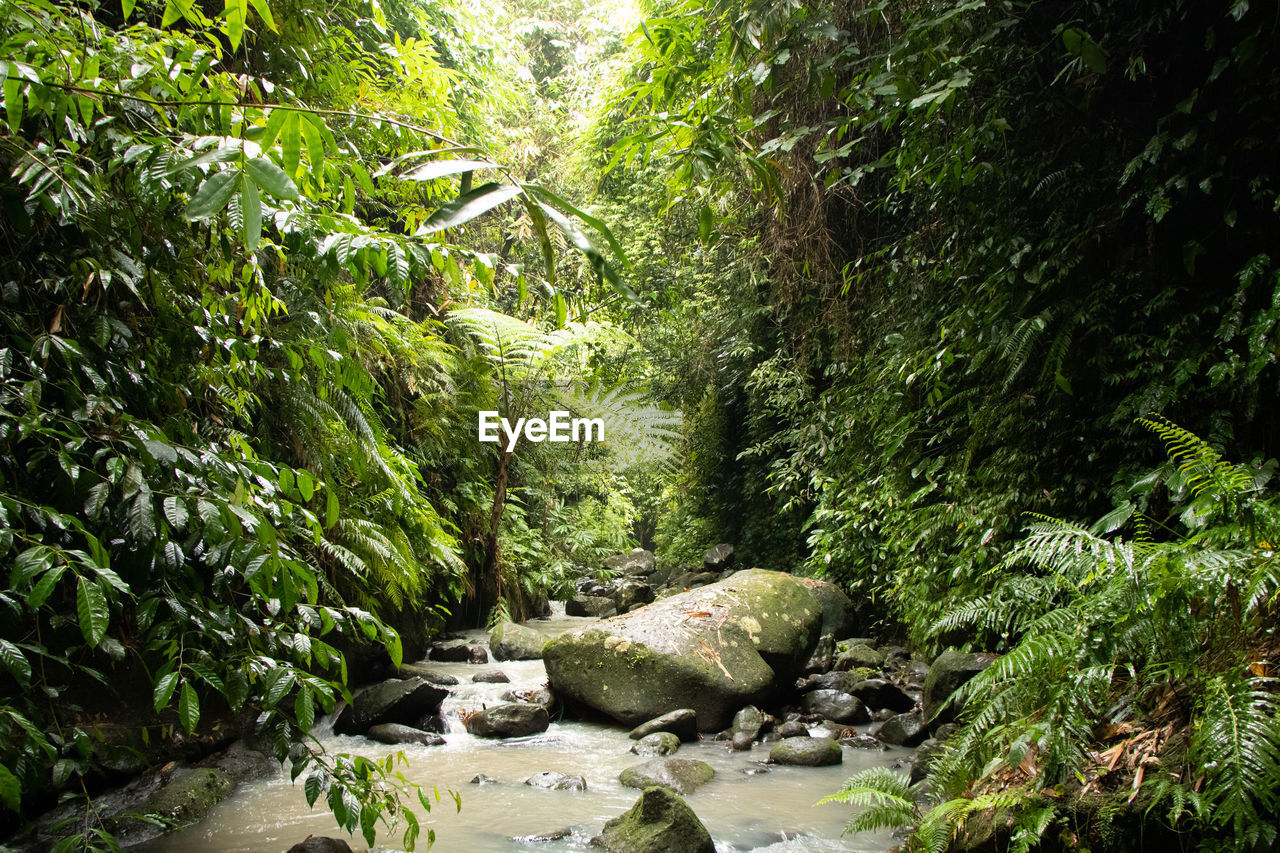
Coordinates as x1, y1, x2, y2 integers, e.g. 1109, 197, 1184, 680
875, 712, 927, 747
841, 733, 885, 750
848, 678, 915, 713
614, 579, 655, 614
489, 621, 550, 660
619, 758, 715, 795
397, 663, 460, 685
334, 677, 448, 735
594, 787, 715, 853
801, 690, 869, 724
429, 641, 488, 663
923, 650, 997, 729
911, 737, 945, 784
525, 771, 587, 791
501, 687, 557, 709
466, 703, 550, 738
732, 705, 764, 740
631, 732, 681, 756
566, 595, 618, 618
769, 737, 842, 766
802, 634, 835, 675
776, 721, 809, 738
703, 543, 734, 572
287, 838, 354, 853
473, 669, 510, 683
835, 643, 884, 671
365, 724, 445, 747
670, 570, 719, 589
797, 578, 858, 638
731, 731, 755, 751
629, 709, 698, 742
545, 570, 823, 731
605, 549, 657, 576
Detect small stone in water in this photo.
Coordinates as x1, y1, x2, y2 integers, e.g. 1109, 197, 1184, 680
512, 827, 573, 842
473, 669, 510, 683
469, 774, 498, 785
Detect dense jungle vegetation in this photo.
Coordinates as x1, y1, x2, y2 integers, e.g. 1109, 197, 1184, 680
1, 0, 1279, 849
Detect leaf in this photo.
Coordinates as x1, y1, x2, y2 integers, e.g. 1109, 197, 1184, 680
153, 671, 179, 711
27, 565, 65, 609
294, 687, 315, 731
163, 496, 189, 531
297, 470, 314, 502
418, 182, 522, 234
84, 482, 110, 520
122, 0, 137, 18
243, 174, 261, 251
699, 203, 713, 244
325, 489, 338, 529
76, 576, 108, 647
0, 764, 19, 812
402, 159, 495, 182
524, 184, 627, 265
280, 112, 301, 174
244, 157, 299, 201
128, 491, 155, 540
0, 639, 30, 687
225, 0, 248, 52
248, 0, 276, 31
178, 682, 200, 733
304, 772, 323, 807
265, 669, 296, 707
553, 291, 568, 329
185, 171, 239, 221
259, 107, 289, 151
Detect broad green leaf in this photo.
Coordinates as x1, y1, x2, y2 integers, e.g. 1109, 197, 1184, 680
161, 0, 195, 27
153, 671, 179, 711
27, 565, 66, 609
300, 114, 325, 169
418, 182, 521, 234
178, 682, 200, 733
84, 481, 110, 520
294, 687, 315, 731
76, 576, 108, 647
297, 470, 314, 502
244, 157, 299, 201
0, 639, 30, 687
163, 496, 189, 531
699, 203, 713, 244
401, 159, 494, 182
128, 490, 155, 540
325, 489, 338, 529
553, 291, 567, 329
243, 174, 261, 251
225, 0, 248, 52
3, 77, 22, 135
259, 107, 289, 151
304, 772, 323, 807
525, 184, 627, 265
185, 171, 239, 220
265, 670, 296, 707
122, 0, 137, 18
13, 545, 55, 584
0, 764, 19, 811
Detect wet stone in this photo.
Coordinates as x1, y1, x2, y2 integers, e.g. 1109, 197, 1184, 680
473, 670, 510, 683
524, 771, 587, 791
630, 732, 681, 757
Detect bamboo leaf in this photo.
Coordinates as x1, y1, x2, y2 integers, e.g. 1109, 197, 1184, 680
280, 112, 301, 174
243, 174, 261, 250
225, 0, 248, 52
418, 182, 521, 234
248, 0, 276, 32
401, 159, 494, 182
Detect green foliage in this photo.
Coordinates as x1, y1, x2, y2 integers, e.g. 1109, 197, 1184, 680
839, 424, 1280, 850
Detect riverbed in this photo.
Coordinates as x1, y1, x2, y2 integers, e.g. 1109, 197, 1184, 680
142, 610, 907, 852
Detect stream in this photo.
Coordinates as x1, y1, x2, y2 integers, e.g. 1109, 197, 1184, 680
141, 608, 906, 852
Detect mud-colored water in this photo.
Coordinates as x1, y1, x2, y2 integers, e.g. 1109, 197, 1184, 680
143, 610, 907, 852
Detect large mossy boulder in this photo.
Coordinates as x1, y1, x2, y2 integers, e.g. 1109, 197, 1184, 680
923, 650, 997, 729
619, 759, 715, 795
334, 677, 448, 735
489, 621, 549, 661
465, 703, 550, 738
545, 570, 823, 731
594, 787, 715, 853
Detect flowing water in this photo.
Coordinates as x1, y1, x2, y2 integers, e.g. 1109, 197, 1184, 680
143, 609, 906, 852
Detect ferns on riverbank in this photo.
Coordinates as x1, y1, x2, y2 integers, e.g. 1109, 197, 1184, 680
828, 420, 1280, 850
